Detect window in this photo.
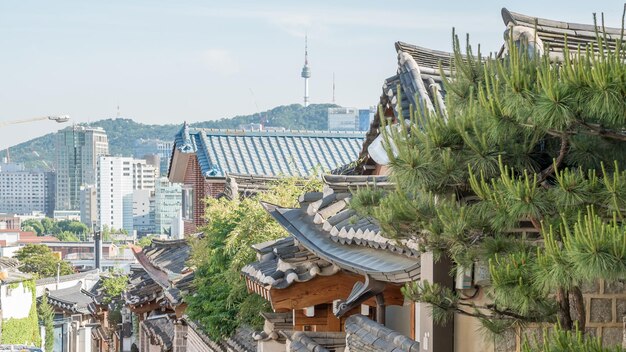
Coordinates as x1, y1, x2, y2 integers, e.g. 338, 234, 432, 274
182, 186, 194, 220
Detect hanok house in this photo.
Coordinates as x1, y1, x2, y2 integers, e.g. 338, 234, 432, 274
242, 174, 423, 352
168, 124, 365, 234
125, 238, 257, 352
124, 238, 194, 352
45, 282, 100, 352
351, 8, 626, 352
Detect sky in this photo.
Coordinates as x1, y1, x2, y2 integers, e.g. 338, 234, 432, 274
0, 0, 624, 150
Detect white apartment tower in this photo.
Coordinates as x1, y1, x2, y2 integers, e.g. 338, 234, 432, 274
96, 157, 156, 234
0, 162, 55, 216
56, 126, 108, 211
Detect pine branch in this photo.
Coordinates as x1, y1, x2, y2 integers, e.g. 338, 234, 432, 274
579, 121, 626, 142
538, 135, 569, 184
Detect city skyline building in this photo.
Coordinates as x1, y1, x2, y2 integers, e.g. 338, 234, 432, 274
133, 139, 173, 175
97, 156, 134, 233
55, 125, 109, 211
153, 177, 182, 235
0, 161, 55, 217
80, 184, 97, 228
96, 156, 157, 234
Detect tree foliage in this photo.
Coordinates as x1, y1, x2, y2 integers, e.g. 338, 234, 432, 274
101, 273, 129, 305
355, 22, 626, 348
21, 218, 89, 238
185, 176, 322, 340
38, 293, 55, 352
136, 235, 155, 248
15, 244, 74, 278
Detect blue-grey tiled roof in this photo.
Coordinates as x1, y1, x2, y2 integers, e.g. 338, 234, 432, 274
174, 124, 365, 178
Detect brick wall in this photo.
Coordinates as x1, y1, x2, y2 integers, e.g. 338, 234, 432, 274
182, 155, 225, 235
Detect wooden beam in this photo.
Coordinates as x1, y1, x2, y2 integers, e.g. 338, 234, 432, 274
270, 272, 361, 311
269, 272, 406, 310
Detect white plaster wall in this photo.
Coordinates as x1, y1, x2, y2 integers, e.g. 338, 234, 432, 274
258, 340, 286, 352
386, 301, 412, 338
0, 245, 21, 258
1, 282, 33, 319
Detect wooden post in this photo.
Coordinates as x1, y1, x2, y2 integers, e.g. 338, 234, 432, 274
375, 294, 386, 325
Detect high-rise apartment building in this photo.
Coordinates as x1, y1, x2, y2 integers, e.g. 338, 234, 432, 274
56, 126, 108, 210
153, 177, 182, 235
96, 157, 156, 234
0, 162, 55, 216
80, 184, 97, 228
133, 139, 173, 175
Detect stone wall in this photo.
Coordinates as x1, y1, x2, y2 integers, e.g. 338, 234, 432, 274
494, 279, 626, 351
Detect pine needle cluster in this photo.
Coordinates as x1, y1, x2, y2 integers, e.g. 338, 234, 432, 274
355, 12, 626, 347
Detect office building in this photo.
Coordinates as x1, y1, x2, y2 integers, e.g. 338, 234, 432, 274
56, 125, 109, 210
153, 177, 182, 235
0, 161, 55, 216
97, 157, 157, 234
133, 139, 173, 175
328, 107, 359, 131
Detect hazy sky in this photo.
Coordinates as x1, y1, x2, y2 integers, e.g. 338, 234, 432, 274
0, 0, 624, 150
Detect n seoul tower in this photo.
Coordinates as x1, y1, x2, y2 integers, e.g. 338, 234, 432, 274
301, 35, 311, 107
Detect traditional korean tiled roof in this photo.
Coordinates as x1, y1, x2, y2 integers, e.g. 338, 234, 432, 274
142, 316, 174, 351
358, 42, 452, 171
124, 265, 162, 306
501, 7, 624, 58
170, 124, 365, 179
182, 317, 256, 352
247, 175, 419, 285
0, 257, 31, 284
345, 314, 419, 352
262, 196, 420, 282
184, 317, 227, 352
223, 326, 256, 352
130, 239, 193, 306
142, 239, 190, 280
241, 237, 338, 290
281, 331, 347, 352
252, 312, 293, 342
46, 282, 95, 315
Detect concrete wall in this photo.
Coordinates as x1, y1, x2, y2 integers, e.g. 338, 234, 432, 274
1, 281, 33, 320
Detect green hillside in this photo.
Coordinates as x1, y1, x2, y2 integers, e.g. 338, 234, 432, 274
9, 104, 336, 170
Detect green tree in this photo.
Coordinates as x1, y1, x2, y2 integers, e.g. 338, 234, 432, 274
353, 26, 626, 348
56, 220, 89, 235
136, 235, 154, 248
15, 244, 74, 278
56, 231, 80, 242
101, 274, 128, 305
186, 176, 322, 340
21, 219, 44, 236
38, 294, 55, 352
41, 218, 56, 234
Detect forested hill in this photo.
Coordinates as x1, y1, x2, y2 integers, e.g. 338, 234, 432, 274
9, 103, 336, 170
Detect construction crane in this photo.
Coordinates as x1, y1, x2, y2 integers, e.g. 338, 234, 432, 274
0, 115, 70, 128
1, 115, 70, 163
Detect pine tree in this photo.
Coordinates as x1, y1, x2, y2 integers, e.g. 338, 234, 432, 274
353, 11, 626, 349
38, 294, 54, 352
